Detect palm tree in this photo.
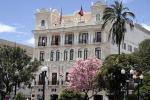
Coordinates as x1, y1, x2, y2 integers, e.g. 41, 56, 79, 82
102, 1, 135, 54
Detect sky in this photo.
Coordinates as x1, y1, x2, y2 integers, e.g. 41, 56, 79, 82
0, 0, 150, 47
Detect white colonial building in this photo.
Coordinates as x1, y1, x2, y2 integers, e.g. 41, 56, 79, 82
31, 1, 150, 100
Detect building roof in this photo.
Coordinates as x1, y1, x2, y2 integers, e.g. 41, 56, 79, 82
135, 23, 150, 35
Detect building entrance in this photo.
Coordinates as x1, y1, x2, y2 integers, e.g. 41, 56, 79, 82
50, 94, 58, 100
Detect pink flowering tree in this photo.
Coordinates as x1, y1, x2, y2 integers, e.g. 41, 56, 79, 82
66, 57, 102, 100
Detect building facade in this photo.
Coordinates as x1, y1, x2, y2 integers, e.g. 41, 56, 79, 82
31, 1, 150, 100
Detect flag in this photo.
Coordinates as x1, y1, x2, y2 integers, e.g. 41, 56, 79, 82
78, 6, 84, 16
59, 8, 62, 24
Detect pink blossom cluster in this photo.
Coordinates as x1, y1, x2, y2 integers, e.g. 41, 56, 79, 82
66, 57, 102, 92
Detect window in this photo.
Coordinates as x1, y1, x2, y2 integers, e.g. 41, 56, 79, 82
50, 51, 54, 61
96, 14, 101, 21
122, 43, 126, 50
37, 94, 42, 100
41, 20, 45, 26
79, 33, 88, 44
64, 50, 68, 61
95, 47, 101, 59
84, 49, 88, 59
128, 45, 132, 52
52, 73, 57, 85
66, 72, 69, 81
51, 35, 60, 45
65, 34, 74, 45
78, 49, 82, 58
70, 49, 74, 60
38, 73, 43, 85
56, 50, 60, 61
94, 32, 101, 42
40, 51, 44, 61
38, 36, 47, 46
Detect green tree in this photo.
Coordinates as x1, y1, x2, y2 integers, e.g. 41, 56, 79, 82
133, 39, 150, 72
98, 54, 138, 100
58, 89, 84, 100
0, 45, 41, 100
102, 1, 135, 54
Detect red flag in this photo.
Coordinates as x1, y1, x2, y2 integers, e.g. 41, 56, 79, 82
78, 6, 84, 16
59, 8, 62, 24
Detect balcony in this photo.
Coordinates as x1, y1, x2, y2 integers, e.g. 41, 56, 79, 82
38, 42, 47, 46
34, 80, 66, 86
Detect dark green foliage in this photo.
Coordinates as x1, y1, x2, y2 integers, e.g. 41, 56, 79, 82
128, 94, 137, 100
133, 74, 150, 100
102, 1, 135, 54
100, 54, 138, 100
15, 92, 25, 100
133, 39, 150, 72
0, 45, 41, 99
58, 89, 84, 100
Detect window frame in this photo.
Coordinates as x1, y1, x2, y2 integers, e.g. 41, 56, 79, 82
84, 48, 88, 59
56, 50, 60, 61
40, 51, 45, 61
41, 20, 45, 26
70, 49, 74, 60
95, 47, 101, 59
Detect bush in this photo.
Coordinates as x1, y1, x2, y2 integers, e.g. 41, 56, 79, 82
15, 92, 25, 100
58, 89, 84, 100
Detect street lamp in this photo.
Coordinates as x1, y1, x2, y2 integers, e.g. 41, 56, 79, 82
40, 65, 48, 100
14, 70, 19, 96
121, 68, 144, 100
121, 68, 134, 100
133, 73, 143, 100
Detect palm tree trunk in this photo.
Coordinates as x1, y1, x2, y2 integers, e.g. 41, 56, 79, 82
118, 43, 121, 55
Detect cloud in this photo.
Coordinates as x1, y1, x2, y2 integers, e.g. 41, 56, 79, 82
25, 37, 35, 46
0, 22, 30, 36
141, 24, 150, 31
0, 23, 16, 33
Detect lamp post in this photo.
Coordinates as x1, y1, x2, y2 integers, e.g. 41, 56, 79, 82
14, 70, 19, 96
121, 68, 144, 100
133, 74, 143, 100
41, 65, 48, 100
121, 69, 134, 100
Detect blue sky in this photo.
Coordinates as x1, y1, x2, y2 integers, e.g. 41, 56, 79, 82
0, 0, 150, 47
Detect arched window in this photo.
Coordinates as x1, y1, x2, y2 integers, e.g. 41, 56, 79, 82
95, 47, 101, 59
78, 49, 82, 58
84, 48, 88, 59
56, 50, 60, 61
41, 20, 45, 26
70, 49, 74, 60
64, 50, 68, 61
50, 51, 54, 61
96, 14, 100, 21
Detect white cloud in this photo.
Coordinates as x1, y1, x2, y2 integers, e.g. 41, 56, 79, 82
25, 37, 35, 46
0, 23, 16, 33
141, 24, 150, 31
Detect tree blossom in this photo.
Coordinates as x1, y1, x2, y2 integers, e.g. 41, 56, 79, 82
66, 57, 102, 99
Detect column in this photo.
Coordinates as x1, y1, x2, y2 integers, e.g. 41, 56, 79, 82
47, 34, 50, 47
88, 31, 94, 44
74, 31, 79, 45
34, 35, 38, 47
60, 33, 65, 46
